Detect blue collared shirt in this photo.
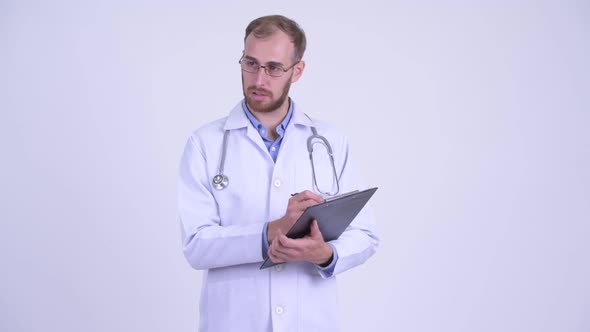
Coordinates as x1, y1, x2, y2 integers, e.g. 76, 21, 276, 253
241, 99, 293, 162
242, 99, 338, 275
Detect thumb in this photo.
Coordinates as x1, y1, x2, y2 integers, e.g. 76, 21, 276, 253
310, 219, 322, 239
276, 227, 287, 244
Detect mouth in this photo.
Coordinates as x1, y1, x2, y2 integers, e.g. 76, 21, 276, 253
249, 88, 270, 101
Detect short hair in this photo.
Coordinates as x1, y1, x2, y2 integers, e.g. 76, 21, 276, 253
244, 15, 307, 62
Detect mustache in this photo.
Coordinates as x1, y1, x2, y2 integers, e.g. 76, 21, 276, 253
247, 86, 272, 96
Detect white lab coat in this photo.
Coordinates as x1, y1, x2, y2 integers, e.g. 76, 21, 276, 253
178, 101, 379, 332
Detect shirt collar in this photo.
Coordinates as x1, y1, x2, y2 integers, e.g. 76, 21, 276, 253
224, 98, 312, 130
241, 98, 294, 137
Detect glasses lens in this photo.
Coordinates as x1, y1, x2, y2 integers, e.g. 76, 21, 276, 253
240, 58, 293, 77
266, 65, 284, 77
241, 59, 259, 73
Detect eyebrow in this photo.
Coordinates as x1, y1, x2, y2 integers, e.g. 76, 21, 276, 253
243, 55, 285, 67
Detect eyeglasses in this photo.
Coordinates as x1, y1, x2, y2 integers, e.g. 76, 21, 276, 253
239, 57, 299, 77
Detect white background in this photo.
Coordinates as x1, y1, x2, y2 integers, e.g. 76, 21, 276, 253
1, 1, 589, 331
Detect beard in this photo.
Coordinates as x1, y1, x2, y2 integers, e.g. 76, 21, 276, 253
242, 73, 292, 113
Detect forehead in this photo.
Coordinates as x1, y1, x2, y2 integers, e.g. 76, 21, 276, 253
244, 30, 295, 64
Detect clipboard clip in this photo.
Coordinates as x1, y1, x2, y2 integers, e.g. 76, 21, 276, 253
324, 190, 360, 202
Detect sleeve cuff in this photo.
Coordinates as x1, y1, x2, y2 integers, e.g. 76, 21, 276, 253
261, 222, 270, 259
317, 243, 338, 278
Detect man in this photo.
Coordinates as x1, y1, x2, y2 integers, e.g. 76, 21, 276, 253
178, 15, 378, 331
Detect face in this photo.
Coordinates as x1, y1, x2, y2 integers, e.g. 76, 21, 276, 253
241, 30, 305, 114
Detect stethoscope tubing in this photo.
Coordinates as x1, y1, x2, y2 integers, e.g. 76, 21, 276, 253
212, 130, 230, 190
212, 125, 339, 196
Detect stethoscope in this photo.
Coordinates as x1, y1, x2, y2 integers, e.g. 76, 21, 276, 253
212, 126, 340, 196
211, 130, 230, 191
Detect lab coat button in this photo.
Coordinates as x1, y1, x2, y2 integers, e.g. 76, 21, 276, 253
275, 264, 283, 272
273, 178, 282, 188
275, 306, 284, 315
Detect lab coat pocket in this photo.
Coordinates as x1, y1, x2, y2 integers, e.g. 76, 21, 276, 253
205, 277, 263, 330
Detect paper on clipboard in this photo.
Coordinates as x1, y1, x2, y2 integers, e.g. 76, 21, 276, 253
260, 187, 378, 269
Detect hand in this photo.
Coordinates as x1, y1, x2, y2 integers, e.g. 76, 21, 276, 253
267, 190, 323, 243
267, 220, 333, 266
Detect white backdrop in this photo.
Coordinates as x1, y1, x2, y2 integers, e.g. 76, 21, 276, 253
1, 1, 589, 331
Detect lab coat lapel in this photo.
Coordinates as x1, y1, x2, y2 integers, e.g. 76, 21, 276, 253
277, 102, 314, 158
274, 104, 316, 194
224, 102, 272, 162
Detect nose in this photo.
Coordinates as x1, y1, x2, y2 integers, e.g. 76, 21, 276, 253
255, 67, 267, 86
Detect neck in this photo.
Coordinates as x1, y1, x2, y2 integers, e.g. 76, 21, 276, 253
247, 98, 290, 139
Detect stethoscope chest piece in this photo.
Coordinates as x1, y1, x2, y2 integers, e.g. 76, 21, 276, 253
212, 130, 230, 191
212, 174, 229, 190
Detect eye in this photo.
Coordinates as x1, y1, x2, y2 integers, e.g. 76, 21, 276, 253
267, 64, 284, 73
246, 60, 259, 68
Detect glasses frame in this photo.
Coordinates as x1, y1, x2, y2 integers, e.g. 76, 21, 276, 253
239, 56, 299, 77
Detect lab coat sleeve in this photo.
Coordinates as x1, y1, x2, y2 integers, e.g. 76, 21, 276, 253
178, 136, 264, 270
321, 135, 380, 277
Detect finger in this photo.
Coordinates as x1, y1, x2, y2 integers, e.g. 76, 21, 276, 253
298, 190, 324, 204
290, 191, 323, 205
274, 233, 324, 262
272, 245, 301, 262
268, 240, 286, 262
294, 199, 320, 213
268, 249, 284, 263
277, 233, 301, 249
272, 234, 294, 254
274, 245, 297, 259
276, 234, 308, 258
269, 242, 296, 262
286, 196, 319, 218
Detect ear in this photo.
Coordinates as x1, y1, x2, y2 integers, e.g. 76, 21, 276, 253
291, 60, 305, 83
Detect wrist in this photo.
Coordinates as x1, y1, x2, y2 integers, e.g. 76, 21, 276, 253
316, 243, 334, 267
267, 218, 286, 244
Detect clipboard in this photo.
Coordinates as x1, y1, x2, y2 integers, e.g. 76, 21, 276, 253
260, 187, 378, 269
